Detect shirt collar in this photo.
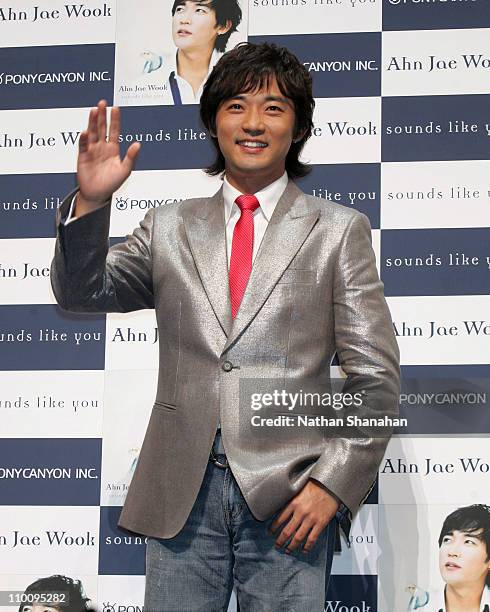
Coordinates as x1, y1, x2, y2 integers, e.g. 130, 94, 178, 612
222, 171, 289, 224
431, 585, 490, 611
167, 48, 221, 80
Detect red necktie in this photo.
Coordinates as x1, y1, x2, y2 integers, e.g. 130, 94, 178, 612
229, 194, 260, 319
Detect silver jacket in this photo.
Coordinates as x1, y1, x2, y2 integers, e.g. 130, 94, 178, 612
51, 180, 400, 539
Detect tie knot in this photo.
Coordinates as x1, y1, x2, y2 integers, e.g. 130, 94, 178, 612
235, 194, 260, 213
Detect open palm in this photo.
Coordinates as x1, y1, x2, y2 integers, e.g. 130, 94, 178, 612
77, 99, 140, 207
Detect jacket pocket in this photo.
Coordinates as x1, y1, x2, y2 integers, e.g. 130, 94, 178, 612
153, 400, 177, 412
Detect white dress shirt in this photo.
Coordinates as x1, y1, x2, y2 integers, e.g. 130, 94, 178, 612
166, 48, 222, 105
123, 48, 222, 106
222, 171, 288, 268
415, 585, 490, 611
64, 193, 79, 225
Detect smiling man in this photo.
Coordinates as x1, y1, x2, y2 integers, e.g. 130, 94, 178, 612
211, 83, 295, 192
51, 42, 399, 611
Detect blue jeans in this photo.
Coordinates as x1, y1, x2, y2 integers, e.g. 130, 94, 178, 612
144, 432, 336, 612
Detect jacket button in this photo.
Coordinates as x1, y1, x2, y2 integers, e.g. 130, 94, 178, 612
222, 360, 233, 372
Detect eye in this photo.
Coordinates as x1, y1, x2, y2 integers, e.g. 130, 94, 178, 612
267, 105, 283, 112
465, 538, 477, 545
228, 103, 242, 110
442, 536, 452, 544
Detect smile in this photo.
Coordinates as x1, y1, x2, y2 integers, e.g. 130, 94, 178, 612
236, 141, 268, 149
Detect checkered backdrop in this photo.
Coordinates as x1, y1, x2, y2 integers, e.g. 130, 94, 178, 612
1, 1, 490, 610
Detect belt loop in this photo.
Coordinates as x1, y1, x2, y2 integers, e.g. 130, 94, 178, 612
209, 428, 228, 468
209, 447, 228, 469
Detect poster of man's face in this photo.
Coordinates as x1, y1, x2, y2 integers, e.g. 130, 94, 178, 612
114, 0, 247, 106
378, 504, 490, 611
12, 575, 96, 612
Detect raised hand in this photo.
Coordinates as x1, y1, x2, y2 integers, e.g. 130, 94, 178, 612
75, 99, 140, 216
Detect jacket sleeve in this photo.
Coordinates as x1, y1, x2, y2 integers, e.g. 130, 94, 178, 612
309, 211, 400, 516
50, 188, 155, 313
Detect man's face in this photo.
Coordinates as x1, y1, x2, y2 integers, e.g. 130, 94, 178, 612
214, 77, 298, 184
439, 528, 490, 587
172, 1, 227, 52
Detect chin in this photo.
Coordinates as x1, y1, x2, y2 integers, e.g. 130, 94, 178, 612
174, 36, 191, 49
442, 573, 465, 585
238, 167, 269, 178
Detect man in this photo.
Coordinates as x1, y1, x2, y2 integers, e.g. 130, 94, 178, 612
51, 42, 400, 611
141, 0, 242, 105
407, 505, 490, 612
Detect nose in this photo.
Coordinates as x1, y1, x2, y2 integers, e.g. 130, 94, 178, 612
447, 544, 461, 558
241, 107, 265, 136
178, 8, 191, 22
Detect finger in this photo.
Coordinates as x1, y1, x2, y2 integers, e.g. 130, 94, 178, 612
286, 520, 313, 554
78, 131, 89, 154
302, 524, 323, 554
97, 99, 107, 141
87, 107, 98, 143
269, 505, 293, 533
108, 106, 120, 143
121, 142, 141, 176
275, 514, 301, 549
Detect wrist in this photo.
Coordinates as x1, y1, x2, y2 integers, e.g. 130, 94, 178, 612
308, 478, 341, 510
75, 192, 110, 218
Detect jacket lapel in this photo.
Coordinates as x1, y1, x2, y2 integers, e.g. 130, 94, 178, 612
183, 181, 320, 349
183, 187, 232, 337
222, 180, 320, 353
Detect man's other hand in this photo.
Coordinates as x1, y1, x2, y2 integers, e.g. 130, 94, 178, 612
269, 479, 339, 554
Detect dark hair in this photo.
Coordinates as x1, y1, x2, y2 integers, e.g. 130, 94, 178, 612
171, 0, 242, 52
19, 575, 95, 612
438, 504, 490, 587
200, 42, 315, 179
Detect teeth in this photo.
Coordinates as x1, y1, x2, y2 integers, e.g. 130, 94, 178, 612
239, 141, 267, 148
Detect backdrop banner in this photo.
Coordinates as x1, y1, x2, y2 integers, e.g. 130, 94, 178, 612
1, 1, 489, 610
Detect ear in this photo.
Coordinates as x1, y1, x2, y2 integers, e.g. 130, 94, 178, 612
216, 19, 232, 35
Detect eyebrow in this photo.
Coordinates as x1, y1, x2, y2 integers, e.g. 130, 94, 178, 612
176, 0, 211, 7
444, 530, 483, 539
229, 94, 292, 105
